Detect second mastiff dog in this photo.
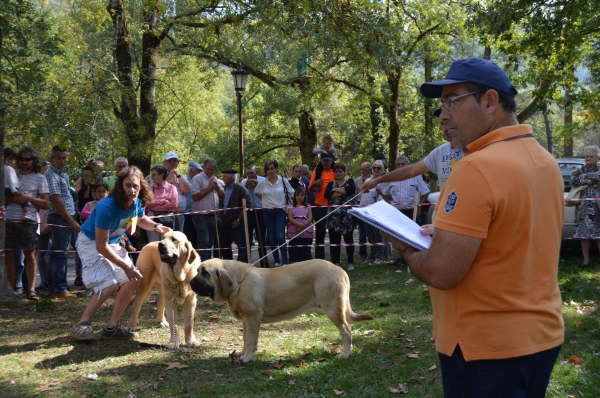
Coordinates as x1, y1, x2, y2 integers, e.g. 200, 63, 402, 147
190, 258, 373, 362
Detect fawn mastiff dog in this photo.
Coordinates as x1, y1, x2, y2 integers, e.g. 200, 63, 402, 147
190, 258, 373, 362
127, 231, 211, 349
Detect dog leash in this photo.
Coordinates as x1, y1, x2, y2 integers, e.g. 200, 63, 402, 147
250, 191, 362, 268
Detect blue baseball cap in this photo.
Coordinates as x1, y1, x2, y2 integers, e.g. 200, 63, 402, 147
420, 58, 518, 99
188, 161, 203, 171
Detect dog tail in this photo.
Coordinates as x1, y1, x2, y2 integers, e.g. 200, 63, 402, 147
346, 305, 374, 323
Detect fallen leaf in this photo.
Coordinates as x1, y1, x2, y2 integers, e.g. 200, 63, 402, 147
164, 362, 188, 371
316, 357, 326, 362
405, 278, 416, 285
407, 354, 419, 359
379, 302, 391, 307
428, 365, 437, 371
86, 374, 98, 381
333, 389, 344, 396
153, 382, 158, 390
568, 355, 581, 365
296, 362, 307, 367
209, 315, 219, 322
157, 374, 166, 381
9, 380, 15, 385
261, 370, 273, 375
364, 330, 374, 335
273, 362, 284, 369
576, 321, 584, 328
376, 347, 384, 354
285, 370, 293, 375
389, 383, 409, 394
288, 379, 296, 385
331, 346, 341, 355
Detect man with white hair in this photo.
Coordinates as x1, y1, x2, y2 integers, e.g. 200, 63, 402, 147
104, 157, 129, 190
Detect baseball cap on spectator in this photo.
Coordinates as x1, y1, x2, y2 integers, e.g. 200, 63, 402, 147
164, 152, 179, 161
420, 58, 518, 99
222, 168, 238, 174
320, 152, 333, 160
41, 161, 50, 166
189, 161, 203, 171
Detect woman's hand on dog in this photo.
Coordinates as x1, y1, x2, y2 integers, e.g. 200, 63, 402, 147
125, 265, 143, 281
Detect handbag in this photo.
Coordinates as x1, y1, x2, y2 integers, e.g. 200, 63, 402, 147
566, 185, 586, 206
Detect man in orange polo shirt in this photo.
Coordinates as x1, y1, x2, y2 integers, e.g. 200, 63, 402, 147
385, 58, 564, 397
309, 153, 336, 259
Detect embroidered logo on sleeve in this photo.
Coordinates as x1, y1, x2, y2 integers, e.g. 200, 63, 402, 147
444, 191, 458, 213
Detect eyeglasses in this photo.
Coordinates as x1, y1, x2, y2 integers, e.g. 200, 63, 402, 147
395, 163, 407, 166
334, 169, 345, 173
437, 90, 483, 111
151, 173, 161, 177
19, 157, 33, 162
372, 166, 382, 170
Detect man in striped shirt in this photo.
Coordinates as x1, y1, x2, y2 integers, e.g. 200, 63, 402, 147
45, 146, 79, 299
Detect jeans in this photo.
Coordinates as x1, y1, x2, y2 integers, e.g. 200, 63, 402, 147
218, 221, 248, 263
247, 209, 268, 267
13, 241, 25, 292
183, 214, 198, 249
288, 237, 312, 263
192, 213, 216, 262
263, 208, 288, 265
329, 229, 354, 265
358, 220, 367, 259
312, 207, 328, 259
47, 213, 73, 294
438, 344, 561, 398
37, 232, 51, 286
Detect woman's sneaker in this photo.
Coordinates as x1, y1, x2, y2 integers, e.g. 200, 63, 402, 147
101, 322, 139, 341
23, 211, 37, 222
71, 322, 95, 341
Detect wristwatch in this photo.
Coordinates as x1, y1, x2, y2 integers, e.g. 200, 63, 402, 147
154, 223, 163, 231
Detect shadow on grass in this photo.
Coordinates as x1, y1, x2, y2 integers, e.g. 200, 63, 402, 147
34, 337, 141, 369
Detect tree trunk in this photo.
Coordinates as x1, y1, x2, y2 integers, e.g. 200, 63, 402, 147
0, 24, 17, 299
542, 99, 553, 155
298, 109, 318, 166
423, 52, 438, 192
563, 87, 573, 157
368, 76, 385, 162
386, 68, 401, 168
107, 0, 157, 174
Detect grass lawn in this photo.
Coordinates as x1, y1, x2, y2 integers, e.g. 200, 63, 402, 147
1, 251, 599, 397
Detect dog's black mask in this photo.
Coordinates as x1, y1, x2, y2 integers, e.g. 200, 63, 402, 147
158, 242, 177, 265
190, 274, 214, 299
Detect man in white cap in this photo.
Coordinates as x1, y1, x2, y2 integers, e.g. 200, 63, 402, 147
384, 58, 564, 397
163, 152, 191, 232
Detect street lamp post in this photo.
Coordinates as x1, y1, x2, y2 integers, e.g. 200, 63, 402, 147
231, 66, 248, 180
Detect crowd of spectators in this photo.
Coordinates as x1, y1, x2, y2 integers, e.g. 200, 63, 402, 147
3, 136, 436, 301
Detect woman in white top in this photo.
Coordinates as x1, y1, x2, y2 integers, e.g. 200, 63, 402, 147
359, 159, 386, 264
255, 160, 294, 266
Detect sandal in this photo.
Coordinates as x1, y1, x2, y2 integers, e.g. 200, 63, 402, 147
27, 291, 41, 301
579, 262, 590, 269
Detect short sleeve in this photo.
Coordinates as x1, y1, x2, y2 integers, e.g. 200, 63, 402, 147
423, 145, 440, 174
433, 161, 493, 239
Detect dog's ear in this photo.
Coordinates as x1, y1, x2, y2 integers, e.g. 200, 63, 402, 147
185, 241, 198, 265
217, 268, 235, 292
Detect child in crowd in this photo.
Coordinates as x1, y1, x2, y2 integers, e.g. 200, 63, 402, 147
4, 148, 36, 222
287, 187, 313, 263
80, 183, 109, 221
311, 134, 338, 190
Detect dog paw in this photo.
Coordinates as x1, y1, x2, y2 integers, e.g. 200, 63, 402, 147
125, 325, 138, 332
166, 342, 179, 350
186, 339, 201, 348
241, 354, 255, 362
336, 352, 350, 359
158, 320, 169, 328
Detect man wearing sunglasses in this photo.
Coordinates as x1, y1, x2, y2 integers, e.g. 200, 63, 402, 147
384, 58, 564, 397
5, 147, 49, 300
